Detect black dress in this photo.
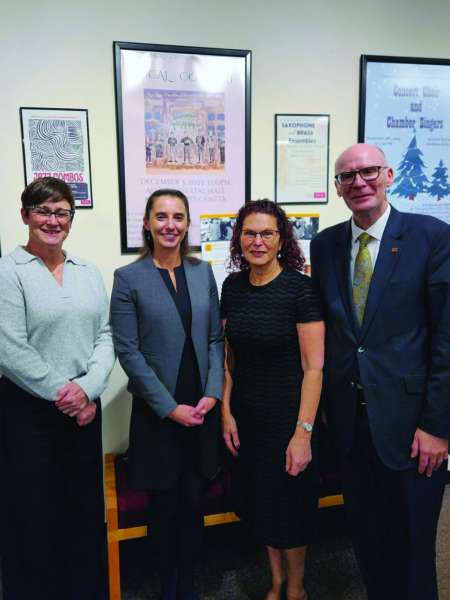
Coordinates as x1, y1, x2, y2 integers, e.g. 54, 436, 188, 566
221, 268, 323, 549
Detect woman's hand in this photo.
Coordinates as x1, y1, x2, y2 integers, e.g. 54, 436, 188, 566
222, 412, 240, 457
285, 432, 312, 476
193, 396, 216, 418
55, 382, 89, 416
76, 402, 97, 427
169, 404, 205, 427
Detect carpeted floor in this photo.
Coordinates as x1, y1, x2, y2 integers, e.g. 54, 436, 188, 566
1, 488, 449, 599
120, 487, 450, 600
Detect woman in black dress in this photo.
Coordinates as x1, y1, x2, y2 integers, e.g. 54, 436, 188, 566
221, 200, 324, 600
111, 189, 223, 600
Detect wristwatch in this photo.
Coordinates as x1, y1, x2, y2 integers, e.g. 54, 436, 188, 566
296, 420, 313, 433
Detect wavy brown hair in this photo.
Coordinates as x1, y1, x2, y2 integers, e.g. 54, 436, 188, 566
228, 199, 305, 272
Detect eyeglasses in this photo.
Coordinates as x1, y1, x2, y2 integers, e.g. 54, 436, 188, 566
334, 166, 387, 186
29, 206, 75, 223
241, 229, 279, 242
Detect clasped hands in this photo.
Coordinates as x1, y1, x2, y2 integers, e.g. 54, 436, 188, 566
54, 382, 96, 427
169, 396, 216, 427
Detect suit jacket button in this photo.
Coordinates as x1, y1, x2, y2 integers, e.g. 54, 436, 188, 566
357, 346, 366, 353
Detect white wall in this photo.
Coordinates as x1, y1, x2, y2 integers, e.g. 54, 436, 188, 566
1, 0, 450, 452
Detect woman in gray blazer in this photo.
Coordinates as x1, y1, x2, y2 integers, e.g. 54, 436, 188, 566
111, 189, 224, 600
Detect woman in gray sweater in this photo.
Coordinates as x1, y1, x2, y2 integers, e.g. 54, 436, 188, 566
0, 177, 115, 600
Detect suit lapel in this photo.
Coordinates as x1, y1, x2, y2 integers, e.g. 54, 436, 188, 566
144, 255, 185, 335
360, 207, 404, 339
334, 220, 359, 337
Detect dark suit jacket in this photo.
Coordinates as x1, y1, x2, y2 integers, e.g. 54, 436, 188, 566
110, 255, 224, 488
310, 206, 450, 470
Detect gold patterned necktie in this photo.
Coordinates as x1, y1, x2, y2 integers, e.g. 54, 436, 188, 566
353, 232, 373, 325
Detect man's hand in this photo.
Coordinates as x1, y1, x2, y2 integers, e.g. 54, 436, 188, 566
55, 382, 89, 417
410, 428, 449, 477
76, 402, 97, 427
193, 396, 216, 418
168, 405, 204, 427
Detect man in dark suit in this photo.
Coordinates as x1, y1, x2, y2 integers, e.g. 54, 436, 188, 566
310, 143, 450, 600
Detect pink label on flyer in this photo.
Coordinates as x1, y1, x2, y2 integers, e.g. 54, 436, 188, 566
314, 192, 326, 198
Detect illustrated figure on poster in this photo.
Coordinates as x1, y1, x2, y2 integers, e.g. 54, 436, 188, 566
225, 220, 234, 240
201, 219, 210, 242
167, 132, 178, 163
308, 218, 319, 239
292, 218, 307, 240
155, 135, 164, 162
209, 218, 221, 241
207, 131, 216, 164
219, 219, 228, 241
145, 140, 153, 164
180, 133, 194, 165
391, 134, 428, 201
218, 132, 225, 165
429, 159, 450, 201
196, 134, 206, 164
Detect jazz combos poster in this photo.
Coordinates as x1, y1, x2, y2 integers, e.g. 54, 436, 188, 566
114, 42, 251, 252
360, 55, 450, 225
20, 107, 93, 208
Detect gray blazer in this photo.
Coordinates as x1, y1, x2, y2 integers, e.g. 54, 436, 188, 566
110, 255, 224, 419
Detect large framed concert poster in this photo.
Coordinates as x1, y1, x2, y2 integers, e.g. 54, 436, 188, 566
359, 55, 450, 225
114, 41, 251, 253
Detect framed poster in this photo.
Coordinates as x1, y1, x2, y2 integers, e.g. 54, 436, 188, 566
359, 55, 450, 224
20, 107, 93, 208
275, 114, 329, 205
114, 41, 251, 253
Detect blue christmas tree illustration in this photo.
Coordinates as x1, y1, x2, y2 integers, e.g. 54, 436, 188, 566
428, 159, 450, 201
391, 134, 429, 200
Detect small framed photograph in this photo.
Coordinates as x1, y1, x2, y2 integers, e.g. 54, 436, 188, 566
20, 107, 93, 208
114, 41, 251, 253
275, 114, 329, 205
359, 55, 450, 223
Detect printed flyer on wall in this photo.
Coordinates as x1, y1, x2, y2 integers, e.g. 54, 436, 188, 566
361, 57, 450, 224
275, 114, 329, 205
115, 43, 250, 251
20, 107, 93, 208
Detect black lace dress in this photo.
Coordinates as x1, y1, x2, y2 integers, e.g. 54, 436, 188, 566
221, 269, 323, 548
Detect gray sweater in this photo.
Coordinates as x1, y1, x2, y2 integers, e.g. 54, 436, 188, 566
0, 246, 115, 401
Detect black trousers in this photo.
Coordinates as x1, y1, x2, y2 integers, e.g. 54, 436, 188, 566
341, 405, 447, 600
1, 378, 105, 600
148, 469, 206, 600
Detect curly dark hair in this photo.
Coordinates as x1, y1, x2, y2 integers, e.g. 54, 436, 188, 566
228, 199, 305, 272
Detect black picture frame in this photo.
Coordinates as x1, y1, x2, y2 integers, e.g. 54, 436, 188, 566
114, 41, 251, 253
19, 106, 94, 209
359, 55, 450, 221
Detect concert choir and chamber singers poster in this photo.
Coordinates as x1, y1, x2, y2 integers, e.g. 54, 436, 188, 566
114, 42, 251, 252
360, 56, 450, 224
